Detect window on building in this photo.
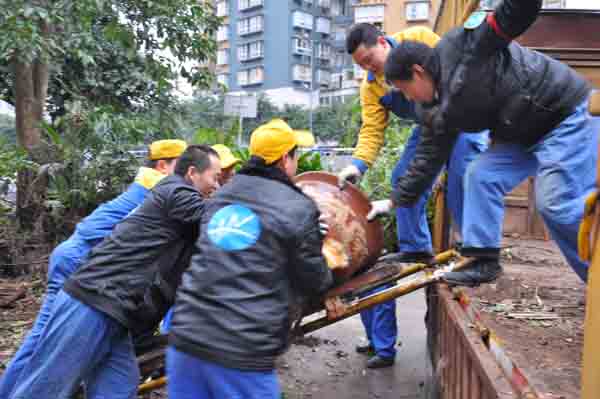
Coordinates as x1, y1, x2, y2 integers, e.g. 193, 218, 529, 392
217, 49, 228, 65
354, 4, 384, 24
238, 15, 263, 35
237, 67, 264, 86
217, 25, 228, 42
293, 37, 312, 55
405, 1, 430, 22
334, 52, 345, 68
248, 67, 264, 84
317, 69, 331, 86
238, 0, 263, 11
216, 1, 228, 17
238, 45, 248, 61
317, 43, 331, 59
249, 41, 263, 59
333, 26, 346, 42
331, 0, 348, 17
238, 41, 264, 61
237, 70, 248, 86
316, 17, 331, 35
293, 11, 314, 30
293, 64, 312, 82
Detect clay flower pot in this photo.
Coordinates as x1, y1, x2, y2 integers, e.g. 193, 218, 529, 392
295, 171, 384, 281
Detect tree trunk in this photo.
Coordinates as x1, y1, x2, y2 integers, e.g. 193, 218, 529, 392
14, 56, 50, 230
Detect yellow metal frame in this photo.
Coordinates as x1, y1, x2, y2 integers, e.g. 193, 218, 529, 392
581, 92, 600, 399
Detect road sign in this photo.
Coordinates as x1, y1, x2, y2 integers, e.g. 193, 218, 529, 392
224, 94, 257, 118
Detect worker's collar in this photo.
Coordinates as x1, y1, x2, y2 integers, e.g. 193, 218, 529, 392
367, 36, 400, 83
134, 167, 167, 190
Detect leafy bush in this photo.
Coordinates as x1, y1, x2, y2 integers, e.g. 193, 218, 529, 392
42, 102, 181, 233
359, 120, 413, 252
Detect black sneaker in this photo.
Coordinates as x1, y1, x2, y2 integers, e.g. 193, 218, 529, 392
378, 251, 433, 264
442, 260, 503, 287
355, 342, 375, 355
366, 355, 395, 369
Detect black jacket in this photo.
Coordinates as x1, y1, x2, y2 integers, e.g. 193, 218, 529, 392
169, 161, 334, 371
64, 174, 204, 335
392, 0, 591, 206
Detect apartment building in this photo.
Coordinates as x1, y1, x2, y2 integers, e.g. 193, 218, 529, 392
215, 0, 359, 109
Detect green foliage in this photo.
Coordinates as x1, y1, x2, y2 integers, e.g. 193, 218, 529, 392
297, 151, 323, 174
0, 0, 222, 115
43, 101, 182, 221
177, 94, 363, 146
0, 114, 16, 144
360, 122, 413, 252
0, 137, 36, 181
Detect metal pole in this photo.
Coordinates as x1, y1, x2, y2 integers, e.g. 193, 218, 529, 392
238, 112, 243, 147
298, 257, 475, 335
309, 39, 315, 133
582, 92, 600, 399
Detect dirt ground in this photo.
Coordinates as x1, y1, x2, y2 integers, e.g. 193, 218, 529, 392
0, 237, 586, 398
463, 237, 586, 399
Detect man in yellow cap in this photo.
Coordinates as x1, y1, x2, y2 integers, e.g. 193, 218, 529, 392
0, 139, 187, 398
212, 144, 241, 186
167, 119, 335, 399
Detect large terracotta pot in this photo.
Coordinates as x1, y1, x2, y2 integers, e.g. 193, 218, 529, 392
295, 171, 384, 281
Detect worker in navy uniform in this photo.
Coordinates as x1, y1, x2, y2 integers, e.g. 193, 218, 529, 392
167, 119, 339, 399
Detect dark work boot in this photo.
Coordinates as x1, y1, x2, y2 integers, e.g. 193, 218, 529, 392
378, 251, 433, 264
366, 355, 395, 369
442, 259, 503, 287
355, 342, 375, 355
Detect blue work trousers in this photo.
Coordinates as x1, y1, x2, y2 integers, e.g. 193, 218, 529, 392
362, 128, 488, 355
8, 290, 139, 399
359, 284, 398, 359
167, 347, 281, 399
391, 126, 489, 252
462, 99, 598, 282
0, 239, 91, 398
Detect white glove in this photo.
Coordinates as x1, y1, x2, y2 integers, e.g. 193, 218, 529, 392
367, 199, 394, 221
318, 214, 330, 237
337, 164, 363, 188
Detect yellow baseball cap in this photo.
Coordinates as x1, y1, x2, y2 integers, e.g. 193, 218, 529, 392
249, 119, 315, 164
212, 144, 241, 169
148, 139, 187, 160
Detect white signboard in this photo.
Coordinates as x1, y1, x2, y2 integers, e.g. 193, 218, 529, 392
224, 94, 257, 118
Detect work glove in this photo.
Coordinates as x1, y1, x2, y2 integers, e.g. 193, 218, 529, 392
337, 164, 363, 188
366, 199, 394, 221
318, 214, 330, 237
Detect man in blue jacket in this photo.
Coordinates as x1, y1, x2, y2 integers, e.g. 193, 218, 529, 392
0, 139, 186, 398
8, 144, 220, 399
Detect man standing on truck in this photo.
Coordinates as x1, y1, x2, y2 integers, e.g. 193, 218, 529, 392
0, 139, 187, 398
339, 23, 489, 368
167, 119, 339, 399
373, 0, 594, 285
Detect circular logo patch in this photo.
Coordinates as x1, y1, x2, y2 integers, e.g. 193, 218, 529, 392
207, 204, 261, 251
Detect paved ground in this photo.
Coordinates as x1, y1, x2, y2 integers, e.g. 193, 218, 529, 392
279, 288, 434, 399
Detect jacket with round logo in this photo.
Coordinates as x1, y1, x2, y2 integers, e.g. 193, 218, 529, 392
169, 163, 334, 371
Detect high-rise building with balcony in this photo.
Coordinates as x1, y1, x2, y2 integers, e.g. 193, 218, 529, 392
215, 0, 346, 109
